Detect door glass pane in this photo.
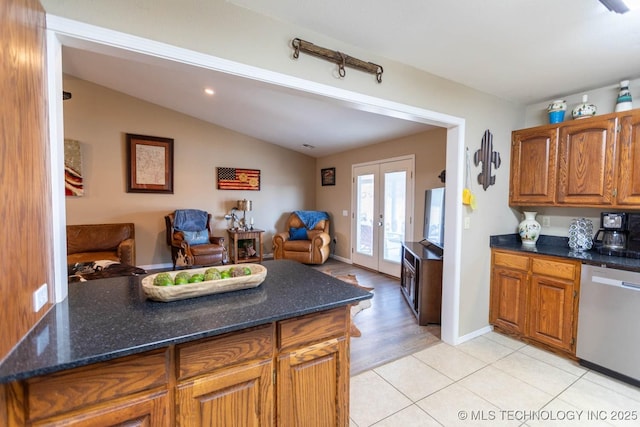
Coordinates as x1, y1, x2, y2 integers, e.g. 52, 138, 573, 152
356, 174, 374, 256
383, 171, 406, 263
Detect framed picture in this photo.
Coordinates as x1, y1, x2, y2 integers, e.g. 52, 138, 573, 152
217, 167, 261, 190
321, 167, 336, 186
126, 133, 174, 193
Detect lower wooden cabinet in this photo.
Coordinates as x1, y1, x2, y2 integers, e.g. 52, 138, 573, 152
8, 349, 171, 427
176, 324, 275, 427
277, 307, 349, 427
30, 390, 170, 427
4, 307, 351, 426
176, 359, 274, 427
490, 251, 529, 335
490, 249, 580, 356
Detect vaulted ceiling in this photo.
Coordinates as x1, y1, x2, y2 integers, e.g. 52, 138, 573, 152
61, 0, 640, 157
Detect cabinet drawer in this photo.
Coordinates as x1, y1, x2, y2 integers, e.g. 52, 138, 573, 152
403, 247, 418, 269
26, 348, 169, 421
493, 251, 529, 270
278, 307, 348, 352
531, 258, 578, 280
177, 324, 274, 380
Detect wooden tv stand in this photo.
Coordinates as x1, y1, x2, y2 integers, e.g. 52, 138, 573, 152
400, 242, 443, 325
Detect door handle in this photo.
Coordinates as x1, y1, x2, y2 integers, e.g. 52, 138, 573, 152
378, 214, 383, 227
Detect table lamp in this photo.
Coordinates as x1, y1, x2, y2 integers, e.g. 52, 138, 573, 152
237, 199, 252, 230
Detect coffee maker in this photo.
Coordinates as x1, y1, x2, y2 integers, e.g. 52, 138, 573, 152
594, 212, 628, 255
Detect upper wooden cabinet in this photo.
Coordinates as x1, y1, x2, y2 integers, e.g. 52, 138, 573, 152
510, 127, 558, 205
510, 108, 640, 208
557, 115, 618, 205
617, 111, 640, 205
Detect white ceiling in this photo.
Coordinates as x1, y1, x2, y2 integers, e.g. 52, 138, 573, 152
61, 0, 640, 157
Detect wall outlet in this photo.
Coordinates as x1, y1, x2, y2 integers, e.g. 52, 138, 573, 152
33, 283, 48, 312
541, 215, 551, 227
342, 210, 349, 217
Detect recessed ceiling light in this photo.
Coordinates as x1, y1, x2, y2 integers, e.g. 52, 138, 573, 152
204, 88, 215, 95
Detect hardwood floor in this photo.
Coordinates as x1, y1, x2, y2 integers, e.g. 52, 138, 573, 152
313, 258, 441, 376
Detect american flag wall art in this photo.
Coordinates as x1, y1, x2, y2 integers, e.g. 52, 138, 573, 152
216, 167, 261, 190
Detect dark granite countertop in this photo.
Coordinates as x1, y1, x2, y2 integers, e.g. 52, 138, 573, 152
0, 260, 372, 384
490, 234, 640, 272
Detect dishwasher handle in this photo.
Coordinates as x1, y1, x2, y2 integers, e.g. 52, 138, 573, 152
592, 275, 640, 291
622, 281, 640, 291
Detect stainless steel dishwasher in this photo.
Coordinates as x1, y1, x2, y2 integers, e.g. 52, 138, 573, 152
577, 264, 640, 386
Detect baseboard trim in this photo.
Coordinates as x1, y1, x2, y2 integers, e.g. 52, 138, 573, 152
453, 325, 493, 345
330, 254, 352, 264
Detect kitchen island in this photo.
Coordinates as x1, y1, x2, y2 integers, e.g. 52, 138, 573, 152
0, 259, 372, 426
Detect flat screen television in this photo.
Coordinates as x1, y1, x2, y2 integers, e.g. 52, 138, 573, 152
423, 187, 445, 250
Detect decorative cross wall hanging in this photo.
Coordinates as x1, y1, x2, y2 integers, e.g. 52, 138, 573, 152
473, 129, 501, 191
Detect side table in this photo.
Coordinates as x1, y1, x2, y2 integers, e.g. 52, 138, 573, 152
227, 229, 264, 264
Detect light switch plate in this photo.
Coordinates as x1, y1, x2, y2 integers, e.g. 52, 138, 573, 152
34, 283, 48, 312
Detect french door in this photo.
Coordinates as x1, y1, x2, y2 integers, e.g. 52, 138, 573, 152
352, 157, 414, 277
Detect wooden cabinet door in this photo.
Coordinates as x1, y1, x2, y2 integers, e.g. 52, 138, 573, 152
528, 257, 579, 354
176, 358, 274, 427
400, 258, 417, 312
528, 275, 576, 353
616, 110, 640, 205
277, 338, 348, 427
33, 390, 169, 427
557, 116, 618, 205
490, 266, 529, 334
510, 127, 558, 205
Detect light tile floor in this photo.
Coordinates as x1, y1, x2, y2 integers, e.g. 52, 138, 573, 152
350, 331, 640, 426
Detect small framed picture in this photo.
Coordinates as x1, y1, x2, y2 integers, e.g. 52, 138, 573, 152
321, 167, 336, 186
126, 133, 174, 193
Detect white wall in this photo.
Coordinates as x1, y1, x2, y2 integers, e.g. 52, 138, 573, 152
63, 76, 316, 268
41, 0, 526, 339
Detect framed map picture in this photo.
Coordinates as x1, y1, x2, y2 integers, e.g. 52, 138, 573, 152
126, 133, 174, 193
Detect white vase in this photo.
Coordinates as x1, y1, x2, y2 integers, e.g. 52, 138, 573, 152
615, 80, 632, 112
519, 211, 541, 246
